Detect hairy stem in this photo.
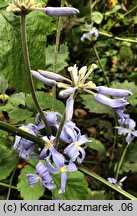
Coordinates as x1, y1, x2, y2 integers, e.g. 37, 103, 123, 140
21, 14, 51, 136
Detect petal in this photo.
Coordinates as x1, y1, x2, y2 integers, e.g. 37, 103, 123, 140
126, 133, 132, 144
27, 174, 39, 186
31, 70, 56, 86
52, 152, 65, 168
46, 159, 59, 173
78, 135, 90, 145
58, 172, 68, 194
65, 96, 74, 121
42, 181, 56, 190
125, 119, 136, 130
77, 147, 86, 163
107, 177, 117, 184
64, 144, 79, 161
13, 135, 21, 149
117, 127, 128, 135
65, 161, 77, 172
59, 87, 76, 98
132, 130, 137, 137
36, 162, 47, 176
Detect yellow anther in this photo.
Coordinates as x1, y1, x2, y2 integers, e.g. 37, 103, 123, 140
23, 127, 29, 133
74, 141, 80, 147
37, 176, 42, 182
68, 66, 73, 73
60, 166, 67, 173
44, 141, 52, 148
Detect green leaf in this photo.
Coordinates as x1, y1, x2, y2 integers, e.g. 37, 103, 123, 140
0, 7, 56, 92
86, 138, 105, 155
80, 94, 113, 115
52, 171, 90, 200
0, 130, 8, 146
91, 11, 103, 24
119, 46, 133, 61
120, 142, 137, 173
26, 91, 65, 114
111, 81, 137, 106
8, 92, 25, 106
17, 165, 45, 200
45, 43, 69, 72
9, 107, 33, 122
0, 145, 18, 180
88, 190, 107, 200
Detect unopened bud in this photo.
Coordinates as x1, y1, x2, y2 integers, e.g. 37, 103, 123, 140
45, 7, 79, 16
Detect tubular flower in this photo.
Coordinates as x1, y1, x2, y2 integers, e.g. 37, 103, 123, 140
81, 27, 99, 42
64, 135, 90, 163
59, 121, 81, 144
36, 111, 62, 129
27, 161, 56, 189
107, 176, 127, 189
44, 7, 79, 16
46, 151, 77, 194
95, 93, 129, 108
117, 118, 137, 144
98, 86, 132, 97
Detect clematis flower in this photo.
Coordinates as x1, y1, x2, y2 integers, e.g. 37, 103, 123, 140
95, 93, 129, 108
117, 118, 137, 144
46, 151, 77, 194
45, 7, 79, 16
107, 176, 127, 189
59, 121, 81, 143
64, 135, 90, 163
36, 111, 62, 129
98, 86, 132, 97
81, 27, 99, 42
27, 161, 56, 190
40, 136, 56, 159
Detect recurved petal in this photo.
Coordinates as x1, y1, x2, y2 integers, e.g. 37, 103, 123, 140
58, 172, 68, 194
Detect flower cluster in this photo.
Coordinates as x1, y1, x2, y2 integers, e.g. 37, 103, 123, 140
14, 107, 90, 194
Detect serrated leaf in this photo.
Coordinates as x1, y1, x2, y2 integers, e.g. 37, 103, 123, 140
45, 43, 69, 72
80, 94, 113, 115
8, 92, 25, 106
52, 171, 90, 200
17, 165, 45, 200
0, 5, 56, 92
111, 81, 137, 106
91, 11, 103, 24
0, 145, 18, 180
26, 91, 65, 114
86, 138, 105, 155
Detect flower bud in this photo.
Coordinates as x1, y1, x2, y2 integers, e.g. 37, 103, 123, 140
59, 87, 76, 98
98, 86, 132, 97
45, 7, 79, 16
31, 70, 56, 86
38, 70, 64, 81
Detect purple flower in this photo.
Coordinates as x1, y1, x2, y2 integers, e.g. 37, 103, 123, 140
115, 106, 129, 125
40, 136, 56, 158
45, 7, 79, 16
98, 86, 132, 97
95, 93, 129, 108
13, 124, 39, 160
38, 70, 64, 82
47, 151, 77, 194
107, 176, 127, 189
64, 135, 89, 163
60, 121, 81, 143
117, 118, 137, 144
36, 111, 62, 129
31, 70, 57, 86
65, 96, 74, 121
27, 162, 56, 190
59, 87, 76, 98
81, 28, 99, 42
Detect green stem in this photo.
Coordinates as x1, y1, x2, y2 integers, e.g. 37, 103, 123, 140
21, 14, 51, 136
115, 144, 129, 180
93, 45, 109, 86
54, 111, 66, 149
6, 168, 16, 200
79, 165, 137, 200
0, 121, 45, 146
0, 182, 17, 190
99, 31, 137, 43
